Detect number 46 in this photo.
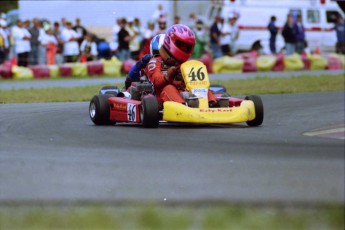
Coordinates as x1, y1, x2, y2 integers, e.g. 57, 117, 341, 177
188, 67, 205, 81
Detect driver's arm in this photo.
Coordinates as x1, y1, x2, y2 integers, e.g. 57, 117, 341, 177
146, 59, 169, 90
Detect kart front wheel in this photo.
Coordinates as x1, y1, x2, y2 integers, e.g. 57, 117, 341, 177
89, 94, 115, 125
141, 96, 159, 128
245, 95, 264, 127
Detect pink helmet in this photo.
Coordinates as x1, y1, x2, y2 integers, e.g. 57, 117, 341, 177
163, 24, 195, 63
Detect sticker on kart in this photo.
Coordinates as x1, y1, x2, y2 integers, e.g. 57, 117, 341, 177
127, 103, 136, 122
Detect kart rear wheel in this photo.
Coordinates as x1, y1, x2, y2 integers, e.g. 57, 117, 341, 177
245, 95, 264, 127
89, 94, 115, 125
99, 86, 119, 97
141, 96, 159, 128
101, 86, 118, 90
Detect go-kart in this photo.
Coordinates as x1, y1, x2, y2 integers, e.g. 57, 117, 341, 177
89, 60, 263, 128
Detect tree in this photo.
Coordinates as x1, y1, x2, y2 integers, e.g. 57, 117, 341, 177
0, 0, 19, 14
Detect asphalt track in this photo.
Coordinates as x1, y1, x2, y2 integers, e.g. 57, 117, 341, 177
0, 91, 344, 205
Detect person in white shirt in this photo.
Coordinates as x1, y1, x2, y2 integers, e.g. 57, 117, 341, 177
229, 14, 239, 55
38, 25, 48, 65
80, 33, 98, 61
61, 21, 80, 63
0, 19, 9, 64
39, 28, 58, 65
219, 17, 231, 56
187, 12, 198, 30
126, 17, 140, 60
12, 19, 31, 66
152, 4, 167, 22
39, 27, 58, 47
110, 18, 121, 57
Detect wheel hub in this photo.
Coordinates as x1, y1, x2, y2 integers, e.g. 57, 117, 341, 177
90, 103, 96, 118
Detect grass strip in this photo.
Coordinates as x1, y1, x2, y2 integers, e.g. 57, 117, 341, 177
0, 75, 344, 104
0, 204, 343, 230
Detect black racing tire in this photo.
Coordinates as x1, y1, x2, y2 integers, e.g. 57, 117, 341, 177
245, 95, 264, 127
210, 84, 227, 94
141, 96, 159, 128
99, 86, 119, 97
105, 91, 118, 96
89, 94, 115, 125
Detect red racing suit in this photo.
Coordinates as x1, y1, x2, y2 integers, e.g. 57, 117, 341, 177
145, 56, 216, 107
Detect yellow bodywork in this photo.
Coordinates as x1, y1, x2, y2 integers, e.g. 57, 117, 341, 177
162, 60, 256, 124
180, 60, 210, 108
163, 100, 256, 124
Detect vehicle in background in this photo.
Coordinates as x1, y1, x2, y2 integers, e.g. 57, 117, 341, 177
216, 0, 344, 54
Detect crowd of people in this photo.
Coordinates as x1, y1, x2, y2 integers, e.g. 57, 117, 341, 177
0, 16, 98, 66
269, 12, 345, 55
0, 5, 239, 67
109, 5, 215, 62
0, 3, 344, 67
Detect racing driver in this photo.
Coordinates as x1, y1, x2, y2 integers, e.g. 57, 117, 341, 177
145, 24, 217, 108
124, 34, 165, 89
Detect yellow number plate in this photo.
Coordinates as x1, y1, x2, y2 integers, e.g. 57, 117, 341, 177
180, 60, 210, 91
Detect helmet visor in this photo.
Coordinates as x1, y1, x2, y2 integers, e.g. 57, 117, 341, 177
175, 40, 193, 54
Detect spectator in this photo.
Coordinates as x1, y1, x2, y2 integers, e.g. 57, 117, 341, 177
187, 12, 197, 29
28, 18, 40, 65
97, 40, 111, 60
61, 20, 80, 63
40, 28, 58, 65
282, 14, 297, 55
334, 14, 345, 54
53, 22, 64, 64
192, 20, 208, 59
295, 14, 305, 54
139, 20, 155, 59
268, 15, 278, 54
152, 4, 167, 22
24, 20, 31, 29
229, 13, 239, 55
174, 16, 181, 25
12, 19, 31, 67
0, 19, 9, 63
209, 16, 222, 59
134, 18, 144, 48
117, 18, 130, 61
73, 18, 87, 45
110, 18, 121, 57
219, 16, 231, 56
80, 33, 98, 61
60, 17, 67, 31
0, 23, 4, 64
156, 16, 167, 35
127, 17, 140, 60
38, 20, 48, 65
